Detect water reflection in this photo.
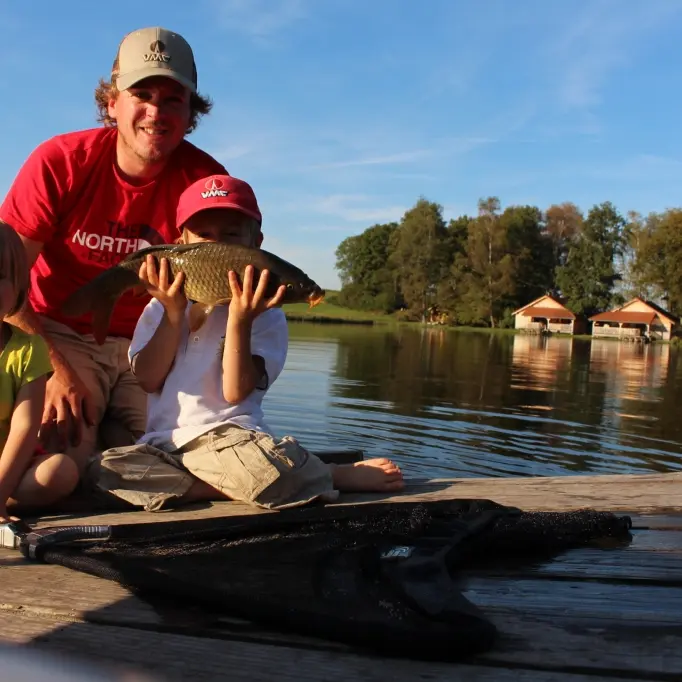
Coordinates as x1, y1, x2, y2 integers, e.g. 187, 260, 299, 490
263, 323, 682, 479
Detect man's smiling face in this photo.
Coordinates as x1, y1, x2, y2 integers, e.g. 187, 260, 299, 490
108, 76, 191, 168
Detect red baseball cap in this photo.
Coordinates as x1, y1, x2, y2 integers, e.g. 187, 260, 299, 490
176, 174, 262, 227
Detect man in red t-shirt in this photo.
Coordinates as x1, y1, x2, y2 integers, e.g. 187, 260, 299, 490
0, 26, 227, 506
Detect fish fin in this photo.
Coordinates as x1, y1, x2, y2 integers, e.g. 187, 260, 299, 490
308, 293, 325, 308
62, 268, 142, 318
188, 303, 215, 332
91, 297, 116, 345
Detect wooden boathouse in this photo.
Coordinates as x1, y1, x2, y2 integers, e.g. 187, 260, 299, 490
590, 297, 679, 342
0, 452, 680, 682
512, 295, 584, 335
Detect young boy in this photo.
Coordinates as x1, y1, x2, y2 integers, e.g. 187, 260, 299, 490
93, 175, 404, 511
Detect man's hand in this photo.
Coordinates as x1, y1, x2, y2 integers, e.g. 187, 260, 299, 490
227, 266, 286, 326
139, 256, 186, 324
39, 361, 96, 451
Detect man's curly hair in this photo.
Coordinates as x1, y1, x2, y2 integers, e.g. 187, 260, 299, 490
94, 58, 212, 135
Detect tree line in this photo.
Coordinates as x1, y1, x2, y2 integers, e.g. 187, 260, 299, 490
333, 197, 682, 327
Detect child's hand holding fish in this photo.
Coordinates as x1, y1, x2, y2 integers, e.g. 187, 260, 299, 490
138, 255, 187, 326
221, 265, 286, 404
226, 265, 287, 326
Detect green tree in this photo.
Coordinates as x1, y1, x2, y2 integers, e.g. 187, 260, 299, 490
436, 215, 472, 321
457, 197, 517, 327
440, 203, 554, 326
555, 201, 625, 317
630, 209, 682, 314
334, 222, 400, 312
444, 215, 470, 260
388, 198, 449, 319
618, 211, 657, 301
544, 202, 583, 269
500, 204, 555, 309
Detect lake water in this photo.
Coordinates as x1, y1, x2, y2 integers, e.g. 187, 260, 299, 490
263, 322, 682, 479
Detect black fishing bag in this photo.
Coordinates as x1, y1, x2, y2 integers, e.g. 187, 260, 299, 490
13, 499, 632, 662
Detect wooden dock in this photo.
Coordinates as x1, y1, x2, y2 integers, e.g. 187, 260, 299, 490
0, 470, 681, 681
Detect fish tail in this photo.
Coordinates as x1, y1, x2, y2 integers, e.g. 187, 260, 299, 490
61, 267, 142, 338
91, 297, 118, 345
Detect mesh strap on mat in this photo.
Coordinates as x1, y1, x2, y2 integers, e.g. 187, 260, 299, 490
16, 499, 633, 661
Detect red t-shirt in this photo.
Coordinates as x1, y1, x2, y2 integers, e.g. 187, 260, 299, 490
0, 127, 227, 339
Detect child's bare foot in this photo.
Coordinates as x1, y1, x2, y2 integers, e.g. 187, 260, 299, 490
331, 458, 405, 492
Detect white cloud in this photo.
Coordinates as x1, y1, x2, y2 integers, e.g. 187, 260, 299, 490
295, 224, 359, 234
637, 154, 682, 169
213, 144, 252, 163
535, 114, 602, 138
304, 194, 407, 224
310, 149, 433, 170
201, 98, 497, 178
307, 136, 493, 170
207, 0, 307, 40
258, 235, 339, 289
551, 0, 682, 109
441, 203, 470, 220
582, 154, 682, 183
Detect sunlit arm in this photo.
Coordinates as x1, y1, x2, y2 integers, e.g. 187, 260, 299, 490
0, 376, 47, 507
221, 317, 265, 404
132, 313, 184, 394
5, 235, 71, 376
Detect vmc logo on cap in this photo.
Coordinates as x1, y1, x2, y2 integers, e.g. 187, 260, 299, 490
201, 179, 230, 199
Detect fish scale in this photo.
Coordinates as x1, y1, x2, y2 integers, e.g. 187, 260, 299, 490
62, 241, 325, 344
117, 242, 318, 305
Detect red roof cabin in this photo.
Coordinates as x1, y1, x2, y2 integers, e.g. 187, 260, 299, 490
512, 295, 584, 335
589, 298, 678, 341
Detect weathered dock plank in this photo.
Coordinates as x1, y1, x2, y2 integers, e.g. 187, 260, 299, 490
4, 525, 682, 620
467, 528, 682, 582
463, 577, 682, 623
3, 472, 681, 681
480, 609, 681, 680
630, 513, 682, 530
27, 471, 682, 530
2, 539, 682, 679
5, 545, 682, 627
388, 472, 682, 513
0, 611, 664, 682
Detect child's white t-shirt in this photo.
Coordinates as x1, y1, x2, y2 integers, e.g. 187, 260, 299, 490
128, 298, 289, 451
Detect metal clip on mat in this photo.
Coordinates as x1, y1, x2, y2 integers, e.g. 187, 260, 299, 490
1, 520, 112, 560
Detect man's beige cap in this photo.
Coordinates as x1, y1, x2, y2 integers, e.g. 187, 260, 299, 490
114, 27, 197, 93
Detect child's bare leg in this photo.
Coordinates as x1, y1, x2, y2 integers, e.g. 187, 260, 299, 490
177, 452, 406, 500
181, 477, 231, 504
8, 453, 80, 510
331, 458, 405, 492
180, 459, 406, 502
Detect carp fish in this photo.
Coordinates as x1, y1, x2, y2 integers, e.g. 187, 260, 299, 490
61, 242, 325, 344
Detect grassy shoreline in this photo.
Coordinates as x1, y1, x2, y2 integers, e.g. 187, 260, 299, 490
282, 300, 674, 343
283, 300, 523, 332
282, 299, 395, 324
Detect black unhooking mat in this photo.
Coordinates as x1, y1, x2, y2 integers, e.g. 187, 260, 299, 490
12, 499, 633, 661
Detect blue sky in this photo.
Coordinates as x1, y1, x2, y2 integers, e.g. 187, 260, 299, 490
1, 0, 682, 290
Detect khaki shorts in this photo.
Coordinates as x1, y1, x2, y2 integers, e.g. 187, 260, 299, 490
92, 423, 340, 511
40, 316, 147, 473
